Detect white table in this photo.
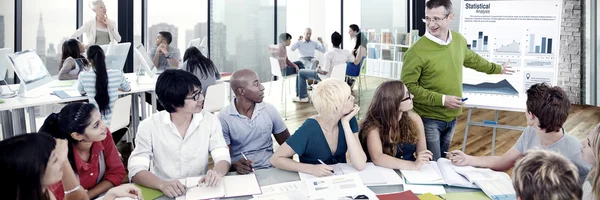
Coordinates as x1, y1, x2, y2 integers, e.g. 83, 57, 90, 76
0, 73, 157, 138
152, 168, 481, 199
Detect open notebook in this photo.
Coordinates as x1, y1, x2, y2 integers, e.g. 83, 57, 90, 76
452, 166, 516, 200
176, 174, 262, 200
298, 162, 404, 186
400, 159, 516, 199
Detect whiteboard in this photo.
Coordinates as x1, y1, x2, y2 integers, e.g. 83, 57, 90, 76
459, 0, 562, 112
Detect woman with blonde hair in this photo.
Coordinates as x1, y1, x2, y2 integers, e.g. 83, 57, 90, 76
72, 0, 121, 45
359, 80, 432, 170
270, 78, 366, 177
581, 124, 600, 200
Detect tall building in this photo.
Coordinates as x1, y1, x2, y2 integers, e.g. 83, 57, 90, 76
36, 13, 46, 65
209, 22, 226, 72
0, 15, 5, 48
148, 23, 178, 51
46, 43, 59, 76
193, 23, 208, 40
185, 29, 194, 48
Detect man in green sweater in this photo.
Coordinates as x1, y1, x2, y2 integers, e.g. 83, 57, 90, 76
401, 0, 513, 161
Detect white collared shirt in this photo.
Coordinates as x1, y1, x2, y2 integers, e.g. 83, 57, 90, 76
424, 29, 453, 105
424, 29, 453, 45
128, 110, 230, 181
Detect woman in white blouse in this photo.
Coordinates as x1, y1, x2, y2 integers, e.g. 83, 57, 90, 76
72, 0, 121, 45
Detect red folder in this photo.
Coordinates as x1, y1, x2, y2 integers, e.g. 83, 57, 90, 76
376, 190, 420, 200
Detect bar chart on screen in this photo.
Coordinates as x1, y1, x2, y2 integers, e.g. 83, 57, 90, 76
524, 27, 557, 58
463, 27, 493, 57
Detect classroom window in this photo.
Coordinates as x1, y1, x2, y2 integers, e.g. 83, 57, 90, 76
210, 0, 277, 81
22, 0, 76, 76
0, 0, 15, 82
146, 0, 208, 57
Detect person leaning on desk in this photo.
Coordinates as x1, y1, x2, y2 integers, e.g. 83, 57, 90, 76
72, 0, 121, 46
270, 79, 367, 177
0, 133, 143, 200
128, 70, 231, 198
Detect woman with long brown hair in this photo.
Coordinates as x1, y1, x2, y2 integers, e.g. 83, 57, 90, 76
359, 80, 432, 170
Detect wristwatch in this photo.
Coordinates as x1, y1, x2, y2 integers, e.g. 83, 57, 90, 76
165, 54, 171, 59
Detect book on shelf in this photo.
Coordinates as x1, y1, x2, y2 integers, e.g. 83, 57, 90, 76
396, 32, 408, 45
368, 48, 379, 59
382, 32, 393, 44
407, 30, 420, 46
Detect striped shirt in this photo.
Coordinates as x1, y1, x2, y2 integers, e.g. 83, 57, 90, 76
78, 69, 131, 125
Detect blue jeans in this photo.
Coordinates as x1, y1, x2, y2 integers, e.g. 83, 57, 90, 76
296, 69, 321, 98
298, 57, 319, 70
281, 61, 305, 76
422, 117, 457, 161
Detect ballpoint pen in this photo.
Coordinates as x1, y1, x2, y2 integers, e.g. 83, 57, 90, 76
317, 159, 334, 173
241, 152, 255, 173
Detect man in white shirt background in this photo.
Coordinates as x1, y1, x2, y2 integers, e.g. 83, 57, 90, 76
293, 32, 354, 103
128, 69, 231, 198
291, 27, 326, 70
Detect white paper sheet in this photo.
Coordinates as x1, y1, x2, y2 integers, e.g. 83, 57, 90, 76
176, 174, 262, 200
252, 181, 307, 198
400, 161, 445, 185
304, 173, 371, 199
436, 158, 478, 188
403, 183, 446, 195
299, 163, 404, 186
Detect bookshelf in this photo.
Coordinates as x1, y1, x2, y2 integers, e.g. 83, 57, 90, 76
364, 29, 419, 80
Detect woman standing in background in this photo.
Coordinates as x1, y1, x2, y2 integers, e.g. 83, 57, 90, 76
72, 0, 121, 45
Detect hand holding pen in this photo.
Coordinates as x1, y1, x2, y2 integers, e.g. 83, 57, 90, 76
234, 152, 255, 174
308, 159, 334, 177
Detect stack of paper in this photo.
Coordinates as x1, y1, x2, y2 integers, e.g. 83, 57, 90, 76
298, 163, 404, 186
176, 174, 262, 200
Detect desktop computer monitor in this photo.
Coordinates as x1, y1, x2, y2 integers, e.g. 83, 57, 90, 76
0, 48, 17, 97
0, 48, 13, 82
134, 44, 156, 79
188, 37, 207, 55
188, 37, 205, 49
103, 42, 131, 71
6, 50, 54, 97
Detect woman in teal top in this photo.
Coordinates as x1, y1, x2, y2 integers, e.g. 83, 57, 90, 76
271, 79, 367, 177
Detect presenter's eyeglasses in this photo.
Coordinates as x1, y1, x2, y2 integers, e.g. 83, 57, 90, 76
422, 13, 450, 23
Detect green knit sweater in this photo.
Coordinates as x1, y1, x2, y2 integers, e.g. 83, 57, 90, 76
401, 31, 502, 122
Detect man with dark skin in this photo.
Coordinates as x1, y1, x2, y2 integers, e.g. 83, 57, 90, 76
219, 69, 291, 174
